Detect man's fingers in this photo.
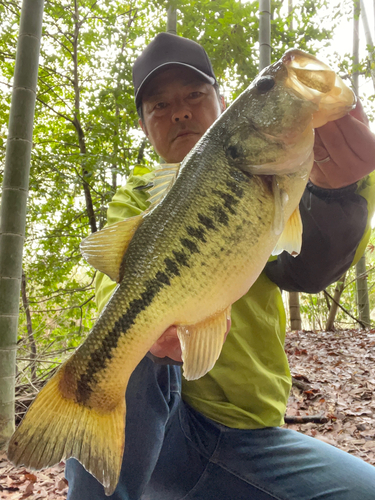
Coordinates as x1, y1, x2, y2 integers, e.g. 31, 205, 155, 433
149, 317, 232, 364
149, 327, 182, 362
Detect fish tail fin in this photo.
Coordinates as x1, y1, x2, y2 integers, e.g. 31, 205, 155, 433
7, 370, 125, 496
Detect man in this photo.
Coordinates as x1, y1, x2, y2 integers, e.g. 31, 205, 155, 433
66, 33, 375, 499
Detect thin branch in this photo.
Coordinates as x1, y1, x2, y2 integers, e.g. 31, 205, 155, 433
323, 289, 366, 328
43, 30, 73, 57
284, 414, 329, 424
28, 277, 96, 305
33, 295, 95, 313
36, 95, 74, 124
37, 75, 74, 112
40, 64, 74, 85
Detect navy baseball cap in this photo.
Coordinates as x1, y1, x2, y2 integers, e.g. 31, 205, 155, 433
133, 32, 217, 110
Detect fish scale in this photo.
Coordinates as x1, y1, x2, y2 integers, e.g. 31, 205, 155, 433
7, 49, 356, 496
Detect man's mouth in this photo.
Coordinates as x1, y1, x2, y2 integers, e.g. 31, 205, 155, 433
174, 130, 198, 140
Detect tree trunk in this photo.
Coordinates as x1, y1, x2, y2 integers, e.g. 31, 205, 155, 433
360, 0, 375, 89
356, 254, 371, 327
289, 291, 301, 331
353, 1, 370, 327
259, 0, 271, 71
0, 0, 44, 449
72, 0, 97, 234
167, 5, 177, 34
353, 0, 360, 95
288, 0, 293, 30
325, 274, 346, 331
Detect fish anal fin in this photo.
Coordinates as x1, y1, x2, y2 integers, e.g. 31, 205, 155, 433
272, 207, 303, 257
147, 163, 180, 208
177, 306, 231, 381
7, 369, 125, 496
80, 216, 144, 282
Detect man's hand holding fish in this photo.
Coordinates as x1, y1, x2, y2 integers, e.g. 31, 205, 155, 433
312, 99, 375, 188
8, 33, 375, 499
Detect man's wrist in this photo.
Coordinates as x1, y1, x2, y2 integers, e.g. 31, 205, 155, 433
306, 180, 358, 201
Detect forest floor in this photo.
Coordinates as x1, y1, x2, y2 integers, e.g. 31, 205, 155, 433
283, 327, 375, 465
1, 328, 375, 498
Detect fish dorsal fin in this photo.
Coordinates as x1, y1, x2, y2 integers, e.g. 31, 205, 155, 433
272, 207, 303, 257
80, 215, 144, 282
177, 306, 231, 381
147, 163, 180, 208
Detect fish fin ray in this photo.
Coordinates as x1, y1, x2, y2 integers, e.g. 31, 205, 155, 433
177, 306, 230, 381
80, 216, 144, 282
7, 369, 125, 496
147, 163, 180, 208
272, 207, 302, 257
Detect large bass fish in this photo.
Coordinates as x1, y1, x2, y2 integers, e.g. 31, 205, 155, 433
8, 50, 355, 494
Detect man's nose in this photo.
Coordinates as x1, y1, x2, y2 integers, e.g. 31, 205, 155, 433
172, 104, 192, 122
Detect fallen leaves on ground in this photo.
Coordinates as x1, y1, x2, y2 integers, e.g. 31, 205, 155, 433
1, 327, 374, 498
284, 328, 375, 465
0, 454, 67, 500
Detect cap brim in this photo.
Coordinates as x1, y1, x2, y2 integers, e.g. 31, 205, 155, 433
135, 62, 216, 108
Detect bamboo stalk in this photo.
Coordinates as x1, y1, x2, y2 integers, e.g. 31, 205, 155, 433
259, 0, 271, 70
0, 0, 44, 449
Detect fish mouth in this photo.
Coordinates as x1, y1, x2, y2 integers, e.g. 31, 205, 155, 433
282, 49, 356, 127
283, 49, 337, 94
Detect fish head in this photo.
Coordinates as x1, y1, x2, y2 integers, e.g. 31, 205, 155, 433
223, 49, 356, 177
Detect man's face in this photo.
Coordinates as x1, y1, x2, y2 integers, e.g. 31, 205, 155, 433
139, 67, 223, 163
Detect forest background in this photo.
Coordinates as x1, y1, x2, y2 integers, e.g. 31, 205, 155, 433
0, 0, 375, 414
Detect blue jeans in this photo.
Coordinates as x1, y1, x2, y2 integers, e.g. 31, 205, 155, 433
66, 357, 375, 499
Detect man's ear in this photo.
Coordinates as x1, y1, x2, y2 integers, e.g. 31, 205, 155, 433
139, 118, 149, 137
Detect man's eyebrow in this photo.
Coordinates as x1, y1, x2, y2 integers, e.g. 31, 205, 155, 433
144, 90, 165, 100
144, 79, 207, 100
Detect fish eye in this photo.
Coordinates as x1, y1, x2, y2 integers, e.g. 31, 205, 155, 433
256, 76, 275, 93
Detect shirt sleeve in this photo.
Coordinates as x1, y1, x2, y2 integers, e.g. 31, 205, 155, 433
265, 175, 375, 293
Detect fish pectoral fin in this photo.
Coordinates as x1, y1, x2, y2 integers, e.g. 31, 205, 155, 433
147, 163, 180, 208
7, 368, 125, 496
272, 207, 303, 257
177, 306, 231, 381
272, 177, 289, 236
80, 215, 144, 282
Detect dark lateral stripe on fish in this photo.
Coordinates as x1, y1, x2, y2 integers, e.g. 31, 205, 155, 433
75, 273, 169, 403
164, 257, 180, 277
75, 238, 205, 402
155, 271, 170, 286
180, 238, 200, 254
211, 206, 229, 226
226, 180, 244, 198
186, 225, 207, 242
172, 250, 190, 267
197, 213, 216, 230
213, 190, 239, 215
